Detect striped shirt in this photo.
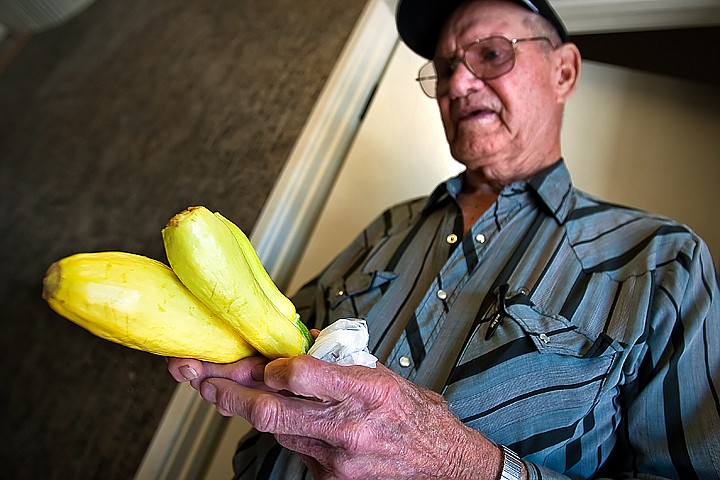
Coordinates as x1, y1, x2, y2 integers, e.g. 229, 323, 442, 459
234, 160, 720, 479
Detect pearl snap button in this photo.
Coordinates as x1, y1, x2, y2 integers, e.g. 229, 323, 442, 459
475, 233, 486, 244
399, 356, 412, 368
437, 289, 448, 300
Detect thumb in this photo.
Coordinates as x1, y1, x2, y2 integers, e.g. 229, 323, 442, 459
263, 355, 382, 402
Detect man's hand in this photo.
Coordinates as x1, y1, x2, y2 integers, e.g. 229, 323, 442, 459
167, 355, 507, 480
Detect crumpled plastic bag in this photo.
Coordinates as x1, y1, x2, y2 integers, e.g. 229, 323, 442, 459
307, 318, 377, 368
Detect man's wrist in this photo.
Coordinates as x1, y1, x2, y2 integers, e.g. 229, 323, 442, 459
497, 445, 523, 480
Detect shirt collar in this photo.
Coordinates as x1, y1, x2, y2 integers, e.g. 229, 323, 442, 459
422, 173, 463, 214
527, 159, 573, 223
422, 159, 574, 223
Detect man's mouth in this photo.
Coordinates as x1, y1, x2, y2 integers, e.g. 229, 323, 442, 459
458, 107, 496, 123
466, 108, 492, 118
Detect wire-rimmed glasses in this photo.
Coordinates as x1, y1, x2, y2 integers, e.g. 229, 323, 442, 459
416, 36, 554, 98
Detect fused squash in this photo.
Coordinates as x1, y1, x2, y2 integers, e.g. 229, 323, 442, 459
162, 206, 312, 359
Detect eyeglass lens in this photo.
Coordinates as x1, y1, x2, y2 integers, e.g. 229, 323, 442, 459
418, 36, 517, 98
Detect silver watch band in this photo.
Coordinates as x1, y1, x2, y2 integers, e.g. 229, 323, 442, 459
498, 445, 523, 480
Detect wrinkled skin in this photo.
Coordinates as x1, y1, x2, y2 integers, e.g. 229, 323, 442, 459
167, 355, 503, 480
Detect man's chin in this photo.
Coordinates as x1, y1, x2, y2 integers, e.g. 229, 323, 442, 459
450, 140, 504, 169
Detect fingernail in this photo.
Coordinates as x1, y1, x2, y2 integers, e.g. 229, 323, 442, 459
179, 365, 198, 381
202, 381, 217, 404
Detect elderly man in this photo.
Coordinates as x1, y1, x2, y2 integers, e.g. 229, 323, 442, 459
168, 0, 720, 478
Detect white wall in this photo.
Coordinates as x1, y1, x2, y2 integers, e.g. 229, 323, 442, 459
289, 43, 720, 294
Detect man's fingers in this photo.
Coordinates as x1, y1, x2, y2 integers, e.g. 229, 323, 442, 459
168, 356, 270, 391
202, 356, 269, 386
203, 377, 332, 436
201, 377, 286, 424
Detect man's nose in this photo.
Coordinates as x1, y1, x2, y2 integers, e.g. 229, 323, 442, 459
446, 62, 483, 98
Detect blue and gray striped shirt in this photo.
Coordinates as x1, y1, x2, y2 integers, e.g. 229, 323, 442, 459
234, 160, 720, 479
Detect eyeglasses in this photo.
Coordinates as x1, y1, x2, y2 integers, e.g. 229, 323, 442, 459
416, 36, 554, 98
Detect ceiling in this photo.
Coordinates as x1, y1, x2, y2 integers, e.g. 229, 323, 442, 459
553, 0, 720, 34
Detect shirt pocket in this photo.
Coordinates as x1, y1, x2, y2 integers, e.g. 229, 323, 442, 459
506, 303, 624, 358
446, 303, 623, 448
326, 270, 396, 320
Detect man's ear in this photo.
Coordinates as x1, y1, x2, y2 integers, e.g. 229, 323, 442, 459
553, 42, 581, 103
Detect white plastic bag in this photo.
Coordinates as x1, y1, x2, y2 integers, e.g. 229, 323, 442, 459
307, 318, 377, 368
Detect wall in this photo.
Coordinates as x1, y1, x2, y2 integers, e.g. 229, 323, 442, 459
289, 42, 720, 294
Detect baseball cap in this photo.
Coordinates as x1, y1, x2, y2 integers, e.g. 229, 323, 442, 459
396, 0, 569, 59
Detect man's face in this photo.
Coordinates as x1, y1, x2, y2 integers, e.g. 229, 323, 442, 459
435, 0, 565, 179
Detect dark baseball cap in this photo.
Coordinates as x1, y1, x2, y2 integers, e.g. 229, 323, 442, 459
396, 0, 569, 59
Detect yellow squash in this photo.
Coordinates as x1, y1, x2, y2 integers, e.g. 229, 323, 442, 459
43, 251, 256, 362
162, 206, 312, 359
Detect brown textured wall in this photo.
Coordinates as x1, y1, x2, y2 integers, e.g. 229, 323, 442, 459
0, 0, 366, 478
